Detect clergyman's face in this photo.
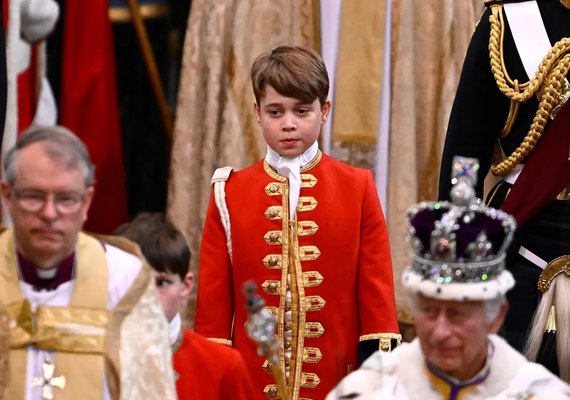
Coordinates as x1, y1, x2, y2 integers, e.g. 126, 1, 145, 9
254, 85, 330, 158
0, 142, 93, 268
413, 295, 504, 381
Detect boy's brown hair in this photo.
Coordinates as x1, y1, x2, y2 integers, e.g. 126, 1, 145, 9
251, 45, 329, 106
114, 212, 190, 280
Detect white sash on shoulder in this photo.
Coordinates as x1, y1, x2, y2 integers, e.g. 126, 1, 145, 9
504, 1, 552, 80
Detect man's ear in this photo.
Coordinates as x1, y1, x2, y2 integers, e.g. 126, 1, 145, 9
253, 102, 262, 126
489, 301, 509, 334
0, 181, 13, 216
81, 186, 95, 222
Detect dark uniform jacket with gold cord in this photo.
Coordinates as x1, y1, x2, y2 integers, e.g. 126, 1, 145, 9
195, 152, 400, 400
0, 229, 176, 400
438, 0, 570, 373
439, 0, 570, 207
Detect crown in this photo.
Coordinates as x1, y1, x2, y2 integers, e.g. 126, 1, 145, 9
402, 156, 517, 300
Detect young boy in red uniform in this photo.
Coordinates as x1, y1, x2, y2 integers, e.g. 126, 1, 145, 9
195, 45, 401, 399
115, 213, 254, 399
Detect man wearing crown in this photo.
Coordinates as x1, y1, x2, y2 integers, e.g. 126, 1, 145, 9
328, 157, 570, 399
438, 0, 570, 378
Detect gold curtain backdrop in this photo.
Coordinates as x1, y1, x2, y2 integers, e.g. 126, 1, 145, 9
388, 0, 482, 323
168, 0, 483, 326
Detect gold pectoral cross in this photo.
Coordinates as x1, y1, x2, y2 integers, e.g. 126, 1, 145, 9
32, 360, 66, 400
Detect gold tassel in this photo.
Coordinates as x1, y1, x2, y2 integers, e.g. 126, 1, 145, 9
545, 305, 557, 333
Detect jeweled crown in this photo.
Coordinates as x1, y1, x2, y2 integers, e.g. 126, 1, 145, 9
403, 156, 516, 299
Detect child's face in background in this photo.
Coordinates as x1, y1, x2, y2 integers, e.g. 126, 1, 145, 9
152, 269, 193, 322
255, 85, 331, 158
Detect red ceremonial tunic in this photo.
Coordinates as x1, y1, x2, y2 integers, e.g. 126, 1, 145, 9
173, 327, 254, 400
195, 152, 399, 400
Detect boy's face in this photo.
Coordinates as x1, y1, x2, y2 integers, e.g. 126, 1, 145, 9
152, 270, 193, 322
254, 85, 331, 158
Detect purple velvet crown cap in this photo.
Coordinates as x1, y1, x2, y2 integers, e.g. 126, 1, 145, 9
402, 156, 516, 300
408, 204, 510, 262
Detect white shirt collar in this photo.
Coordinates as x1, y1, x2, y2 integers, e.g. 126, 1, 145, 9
168, 313, 182, 346
265, 141, 319, 219
265, 140, 319, 170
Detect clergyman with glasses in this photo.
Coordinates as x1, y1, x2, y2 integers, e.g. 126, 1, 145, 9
0, 125, 176, 399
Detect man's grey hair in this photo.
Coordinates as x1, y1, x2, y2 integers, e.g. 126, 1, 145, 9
3, 125, 95, 186
483, 294, 507, 323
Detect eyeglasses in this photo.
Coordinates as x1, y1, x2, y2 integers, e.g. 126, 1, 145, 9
12, 189, 87, 214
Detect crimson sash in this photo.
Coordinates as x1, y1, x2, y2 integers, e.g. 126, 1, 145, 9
501, 100, 570, 227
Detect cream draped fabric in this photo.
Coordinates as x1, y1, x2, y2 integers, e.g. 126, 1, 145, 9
167, 0, 318, 325
118, 279, 177, 400
388, 0, 482, 323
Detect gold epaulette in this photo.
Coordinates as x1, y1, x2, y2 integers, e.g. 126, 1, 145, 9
538, 255, 570, 293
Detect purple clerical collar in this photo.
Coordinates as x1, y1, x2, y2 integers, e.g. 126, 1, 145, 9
17, 251, 75, 291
